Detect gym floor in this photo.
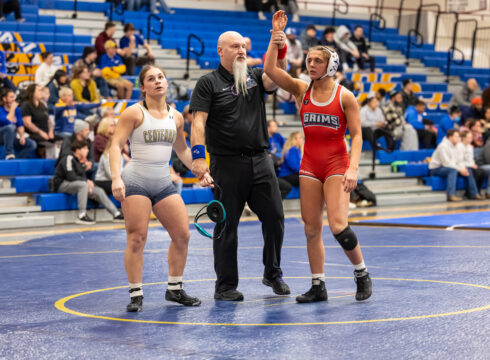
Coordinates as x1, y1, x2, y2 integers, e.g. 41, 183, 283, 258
1, 210, 489, 359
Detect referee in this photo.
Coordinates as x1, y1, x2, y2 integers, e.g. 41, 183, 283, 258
190, 29, 290, 301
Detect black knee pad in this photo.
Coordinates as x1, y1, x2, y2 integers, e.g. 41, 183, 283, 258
334, 226, 358, 251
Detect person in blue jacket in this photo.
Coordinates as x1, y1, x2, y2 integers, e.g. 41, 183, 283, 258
405, 99, 436, 148
0, 88, 36, 159
54, 87, 100, 140
437, 105, 461, 144
268, 119, 285, 163
278, 131, 303, 197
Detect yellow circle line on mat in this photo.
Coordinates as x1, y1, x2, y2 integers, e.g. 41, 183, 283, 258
54, 276, 490, 326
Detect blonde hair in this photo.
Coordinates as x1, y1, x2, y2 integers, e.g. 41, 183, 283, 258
282, 131, 304, 160
103, 137, 113, 156
59, 86, 73, 97
97, 117, 115, 137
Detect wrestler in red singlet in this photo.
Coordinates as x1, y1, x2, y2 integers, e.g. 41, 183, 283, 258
299, 83, 349, 182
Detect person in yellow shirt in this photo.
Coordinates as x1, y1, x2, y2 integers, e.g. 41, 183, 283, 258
70, 65, 99, 103
100, 40, 133, 99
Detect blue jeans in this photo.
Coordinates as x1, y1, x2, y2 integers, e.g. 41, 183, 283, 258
430, 166, 478, 197
0, 124, 38, 158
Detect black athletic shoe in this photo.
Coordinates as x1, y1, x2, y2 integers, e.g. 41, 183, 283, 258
296, 281, 328, 303
262, 276, 291, 295
127, 295, 143, 312
354, 271, 372, 301
165, 289, 201, 306
214, 289, 244, 301
113, 213, 124, 223
76, 214, 95, 225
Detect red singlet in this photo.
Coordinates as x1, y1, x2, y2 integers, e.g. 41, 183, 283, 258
299, 82, 350, 182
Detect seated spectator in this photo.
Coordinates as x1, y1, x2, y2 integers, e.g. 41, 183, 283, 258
127, 0, 175, 13
0, 0, 24, 22
334, 25, 359, 71
482, 86, 490, 109
383, 90, 418, 150
277, 131, 303, 198
449, 78, 481, 108
95, 22, 119, 58
0, 88, 36, 159
300, 25, 320, 57
360, 96, 394, 151
94, 137, 117, 195
21, 84, 55, 158
350, 26, 375, 72
35, 51, 58, 88
437, 105, 461, 144
375, 88, 388, 108
182, 105, 192, 142
70, 65, 99, 104
0, 72, 16, 92
170, 166, 183, 194
53, 139, 123, 225
284, 28, 303, 76
100, 40, 133, 100
401, 79, 418, 111
93, 116, 115, 162
54, 88, 100, 139
429, 129, 480, 201
461, 97, 484, 122
475, 134, 490, 198
73, 46, 110, 99
466, 119, 484, 148
320, 27, 343, 72
263, 0, 299, 22
47, 69, 68, 112
459, 130, 488, 195
405, 100, 436, 149
268, 119, 285, 166
120, 23, 155, 76
244, 37, 262, 67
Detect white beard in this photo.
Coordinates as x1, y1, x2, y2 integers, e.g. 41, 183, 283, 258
232, 58, 248, 96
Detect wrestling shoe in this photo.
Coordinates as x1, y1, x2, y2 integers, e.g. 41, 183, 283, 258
165, 289, 201, 306
262, 276, 291, 295
214, 289, 244, 301
354, 270, 372, 301
126, 295, 143, 312
296, 281, 328, 303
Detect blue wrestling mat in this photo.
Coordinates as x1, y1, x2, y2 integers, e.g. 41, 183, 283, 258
0, 218, 489, 359
355, 210, 490, 230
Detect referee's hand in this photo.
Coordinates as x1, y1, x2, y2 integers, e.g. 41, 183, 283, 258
192, 158, 210, 181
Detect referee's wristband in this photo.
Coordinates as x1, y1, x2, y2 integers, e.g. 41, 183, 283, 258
191, 145, 206, 160
277, 43, 287, 59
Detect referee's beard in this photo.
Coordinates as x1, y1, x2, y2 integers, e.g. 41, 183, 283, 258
232, 57, 248, 96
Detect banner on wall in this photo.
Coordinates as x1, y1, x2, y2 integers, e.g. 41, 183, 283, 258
447, 0, 487, 12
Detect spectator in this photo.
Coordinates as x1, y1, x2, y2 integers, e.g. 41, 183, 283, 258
70, 65, 99, 104
0, 0, 24, 22
119, 23, 155, 76
100, 40, 133, 99
170, 165, 183, 194
461, 97, 484, 122
459, 130, 487, 195
382, 89, 418, 150
429, 129, 481, 201
47, 69, 67, 112
334, 25, 359, 71
450, 78, 481, 108
300, 25, 320, 55
475, 134, 490, 198
94, 106, 115, 134
53, 139, 124, 224
21, 84, 55, 158
437, 105, 461, 144
320, 27, 344, 72
73, 46, 110, 99
277, 131, 303, 198
267, 119, 285, 165
360, 96, 394, 151
93, 116, 115, 162
182, 104, 192, 141
401, 79, 418, 111
284, 28, 303, 76
263, 0, 300, 22
94, 137, 117, 195
375, 88, 388, 108
0, 88, 37, 159
405, 99, 436, 149
128, 0, 175, 14
482, 85, 490, 110
0, 72, 15, 92
54, 87, 100, 139
466, 119, 483, 148
35, 51, 58, 87
350, 26, 375, 72
95, 22, 119, 58
244, 37, 262, 67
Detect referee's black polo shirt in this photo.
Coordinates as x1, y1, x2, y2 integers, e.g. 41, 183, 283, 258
189, 64, 270, 156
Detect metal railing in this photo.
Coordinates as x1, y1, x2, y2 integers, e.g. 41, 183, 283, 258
331, 0, 349, 26
183, 34, 205, 80
368, 13, 386, 43
405, 28, 423, 66
108, 0, 125, 22
147, 14, 164, 43
445, 19, 477, 83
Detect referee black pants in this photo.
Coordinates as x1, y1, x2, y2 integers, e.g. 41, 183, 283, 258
210, 152, 285, 293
